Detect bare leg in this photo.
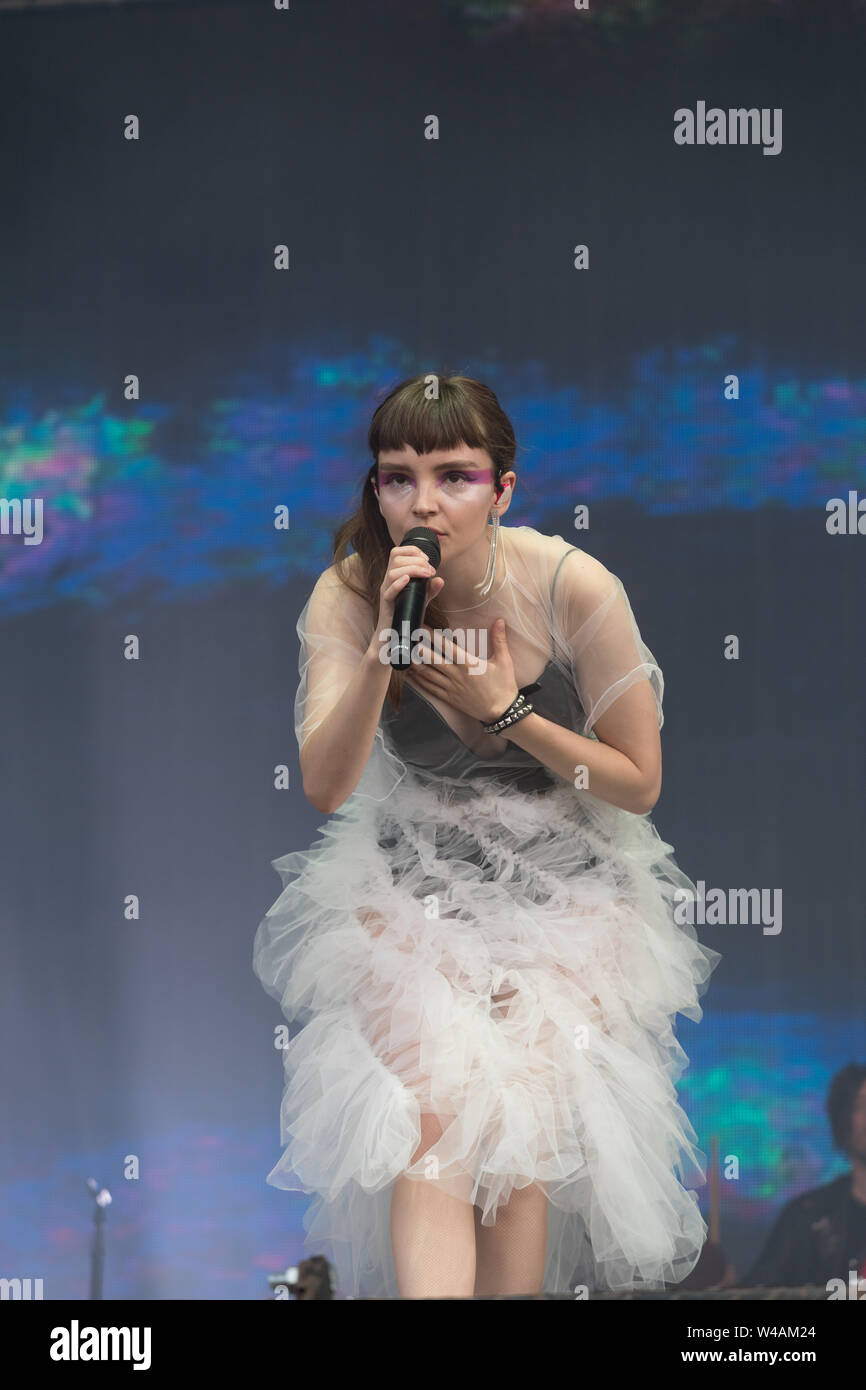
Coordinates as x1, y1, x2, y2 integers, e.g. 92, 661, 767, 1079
390, 1112, 477, 1298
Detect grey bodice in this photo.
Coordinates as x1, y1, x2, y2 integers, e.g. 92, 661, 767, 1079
379, 656, 586, 798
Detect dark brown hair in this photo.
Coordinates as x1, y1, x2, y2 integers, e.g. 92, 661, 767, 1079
826, 1062, 866, 1153
331, 373, 519, 712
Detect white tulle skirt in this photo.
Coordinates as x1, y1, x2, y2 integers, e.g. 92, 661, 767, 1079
253, 776, 720, 1297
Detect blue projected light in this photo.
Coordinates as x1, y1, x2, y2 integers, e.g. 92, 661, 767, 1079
2, 339, 866, 616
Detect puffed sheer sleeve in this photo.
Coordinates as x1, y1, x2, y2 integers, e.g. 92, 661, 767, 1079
550, 545, 664, 737
295, 565, 408, 802
295, 567, 374, 752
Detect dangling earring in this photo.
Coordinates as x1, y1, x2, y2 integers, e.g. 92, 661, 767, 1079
475, 506, 500, 597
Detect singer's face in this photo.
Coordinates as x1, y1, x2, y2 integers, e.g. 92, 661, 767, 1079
375, 444, 511, 550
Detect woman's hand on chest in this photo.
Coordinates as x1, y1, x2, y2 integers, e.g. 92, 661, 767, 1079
404, 618, 520, 725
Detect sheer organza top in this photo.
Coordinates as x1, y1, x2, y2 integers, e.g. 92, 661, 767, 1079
293, 525, 664, 804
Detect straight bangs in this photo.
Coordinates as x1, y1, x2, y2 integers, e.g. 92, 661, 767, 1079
369, 382, 493, 463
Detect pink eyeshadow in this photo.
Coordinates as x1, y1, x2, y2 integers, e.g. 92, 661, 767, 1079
377, 469, 494, 484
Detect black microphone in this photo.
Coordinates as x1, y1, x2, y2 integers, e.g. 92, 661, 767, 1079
389, 525, 441, 668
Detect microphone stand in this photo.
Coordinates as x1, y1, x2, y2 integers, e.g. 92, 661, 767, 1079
86, 1177, 112, 1300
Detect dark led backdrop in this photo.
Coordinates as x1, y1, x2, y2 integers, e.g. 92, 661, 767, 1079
0, 0, 864, 1298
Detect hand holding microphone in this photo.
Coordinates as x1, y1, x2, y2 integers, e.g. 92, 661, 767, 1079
375, 526, 444, 668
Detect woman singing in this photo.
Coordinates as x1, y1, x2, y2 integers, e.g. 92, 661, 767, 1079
253, 374, 720, 1299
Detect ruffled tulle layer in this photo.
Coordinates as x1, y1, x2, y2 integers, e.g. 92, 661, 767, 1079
253, 779, 720, 1297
